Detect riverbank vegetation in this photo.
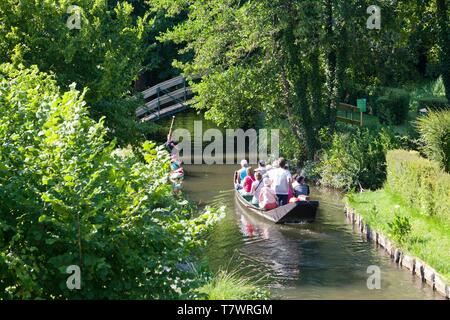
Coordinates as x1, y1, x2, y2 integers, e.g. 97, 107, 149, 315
198, 269, 270, 300
347, 150, 450, 281
0, 0, 269, 299
150, 0, 450, 292
1, 0, 449, 299
346, 134, 450, 284
0, 65, 224, 299
348, 188, 450, 282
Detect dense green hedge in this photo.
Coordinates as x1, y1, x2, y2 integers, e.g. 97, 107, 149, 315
417, 96, 449, 112
386, 150, 450, 225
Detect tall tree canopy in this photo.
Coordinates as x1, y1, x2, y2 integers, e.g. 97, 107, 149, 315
152, 0, 449, 159
0, 0, 153, 145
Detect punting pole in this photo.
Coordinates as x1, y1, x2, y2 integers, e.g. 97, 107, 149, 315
168, 116, 175, 140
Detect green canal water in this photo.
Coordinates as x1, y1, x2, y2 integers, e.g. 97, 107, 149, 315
158, 111, 443, 300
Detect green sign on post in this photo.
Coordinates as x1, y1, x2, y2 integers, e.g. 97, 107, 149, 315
357, 99, 367, 112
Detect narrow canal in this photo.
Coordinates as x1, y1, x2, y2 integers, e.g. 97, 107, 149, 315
159, 112, 442, 300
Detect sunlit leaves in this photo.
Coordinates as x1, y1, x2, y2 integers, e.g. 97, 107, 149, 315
0, 65, 222, 299
0, 0, 152, 146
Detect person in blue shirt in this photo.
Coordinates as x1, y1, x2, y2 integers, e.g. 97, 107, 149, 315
234, 159, 249, 190
293, 175, 310, 197
239, 159, 248, 183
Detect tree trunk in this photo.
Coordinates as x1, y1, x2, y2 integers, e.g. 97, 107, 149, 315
282, 16, 318, 159
325, 0, 338, 127
436, 0, 450, 101
279, 68, 305, 145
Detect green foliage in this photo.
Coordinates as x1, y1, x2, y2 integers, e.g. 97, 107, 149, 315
197, 270, 269, 300
368, 205, 379, 224
0, 65, 222, 299
194, 65, 275, 128
409, 77, 447, 111
348, 189, 450, 281
416, 110, 450, 172
386, 150, 450, 225
152, 0, 333, 158
0, 0, 152, 146
417, 96, 449, 112
436, 0, 450, 101
430, 76, 447, 97
344, 187, 358, 206
150, 0, 450, 159
315, 128, 400, 190
375, 89, 410, 125
388, 212, 412, 244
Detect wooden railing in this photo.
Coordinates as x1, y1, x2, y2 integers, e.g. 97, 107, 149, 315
137, 77, 366, 125
136, 76, 194, 121
336, 102, 364, 126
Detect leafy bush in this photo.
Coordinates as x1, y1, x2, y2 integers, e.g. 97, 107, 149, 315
416, 110, 450, 172
0, 65, 222, 299
375, 89, 410, 125
315, 128, 400, 190
388, 213, 412, 244
430, 76, 447, 97
386, 150, 450, 225
0, 0, 152, 147
416, 96, 449, 112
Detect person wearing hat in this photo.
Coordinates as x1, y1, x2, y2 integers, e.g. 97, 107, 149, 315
255, 160, 267, 176
234, 159, 249, 189
258, 178, 278, 210
238, 159, 249, 183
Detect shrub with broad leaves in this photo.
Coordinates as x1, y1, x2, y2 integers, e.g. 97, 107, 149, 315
0, 64, 222, 299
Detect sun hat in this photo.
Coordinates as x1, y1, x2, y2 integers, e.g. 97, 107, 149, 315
263, 177, 272, 186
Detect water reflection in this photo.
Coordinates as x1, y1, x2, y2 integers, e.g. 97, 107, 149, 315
235, 200, 301, 282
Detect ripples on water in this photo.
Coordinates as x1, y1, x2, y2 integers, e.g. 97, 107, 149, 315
184, 164, 442, 300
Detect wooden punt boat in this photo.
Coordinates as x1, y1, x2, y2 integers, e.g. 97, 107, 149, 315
235, 190, 318, 224
233, 168, 319, 225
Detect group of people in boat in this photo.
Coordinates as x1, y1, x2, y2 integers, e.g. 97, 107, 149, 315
234, 157, 311, 210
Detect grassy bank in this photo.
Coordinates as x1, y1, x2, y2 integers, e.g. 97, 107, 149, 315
347, 189, 450, 282
197, 269, 270, 300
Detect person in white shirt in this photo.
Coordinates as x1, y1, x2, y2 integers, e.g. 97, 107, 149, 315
268, 158, 292, 206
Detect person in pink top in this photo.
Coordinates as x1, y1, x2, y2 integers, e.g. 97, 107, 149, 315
250, 171, 264, 205
258, 178, 278, 210
242, 167, 255, 194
